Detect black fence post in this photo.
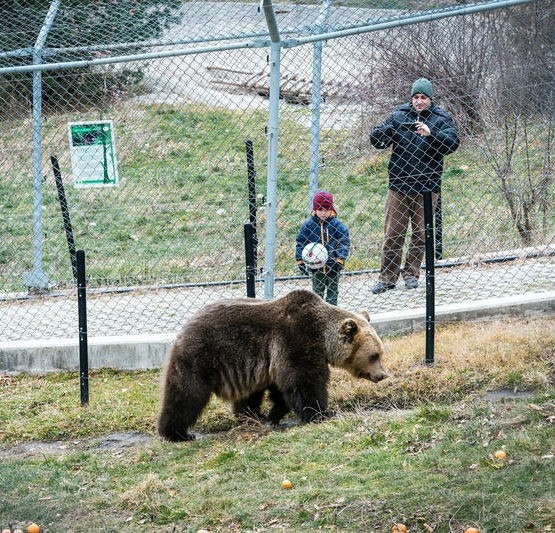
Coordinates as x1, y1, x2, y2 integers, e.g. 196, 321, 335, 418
245, 140, 258, 271
76, 250, 89, 405
51, 155, 77, 280
244, 223, 256, 298
435, 190, 443, 260
423, 191, 435, 365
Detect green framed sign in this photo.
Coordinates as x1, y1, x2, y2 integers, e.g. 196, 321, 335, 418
68, 121, 119, 188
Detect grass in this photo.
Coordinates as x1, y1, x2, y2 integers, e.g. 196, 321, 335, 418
2, 97, 553, 293
1, 315, 554, 532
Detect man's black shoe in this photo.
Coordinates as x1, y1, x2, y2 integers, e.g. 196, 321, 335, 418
371, 281, 395, 294
405, 278, 419, 289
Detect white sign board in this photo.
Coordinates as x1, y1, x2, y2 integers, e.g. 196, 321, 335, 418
68, 121, 118, 188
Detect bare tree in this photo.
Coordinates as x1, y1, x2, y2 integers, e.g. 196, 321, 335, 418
488, 0, 555, 118
478, 112, 553, 246
478, 1, 554, 247
361, 2, 554, 248
364, 12, 499, 135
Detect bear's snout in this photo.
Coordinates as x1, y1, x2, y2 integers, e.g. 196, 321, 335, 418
348, 345, 388, 384
370, 369, 389, 383
356, 368, 389, 383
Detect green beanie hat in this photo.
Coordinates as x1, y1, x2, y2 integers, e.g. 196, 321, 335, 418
411, 78, 433, 99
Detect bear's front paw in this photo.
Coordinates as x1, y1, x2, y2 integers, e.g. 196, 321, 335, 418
302, 407, 333, 423
159, 429, 196, 442
268, 420, 285, 431
313, 409, 334, 422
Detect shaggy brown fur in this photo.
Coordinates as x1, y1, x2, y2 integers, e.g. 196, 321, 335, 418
157, 289, 388, 441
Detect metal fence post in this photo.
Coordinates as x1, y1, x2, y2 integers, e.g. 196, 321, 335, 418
23, 0, 60, 290
261, 0, 281, 300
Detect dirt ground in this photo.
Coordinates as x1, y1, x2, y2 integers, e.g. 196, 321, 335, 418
0, 389, 539, 460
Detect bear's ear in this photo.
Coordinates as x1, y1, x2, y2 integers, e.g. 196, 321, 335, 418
339, 318, 359, 342
357, 310, 370, 322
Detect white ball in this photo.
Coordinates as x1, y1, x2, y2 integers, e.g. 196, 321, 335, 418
302, 242, 329, 269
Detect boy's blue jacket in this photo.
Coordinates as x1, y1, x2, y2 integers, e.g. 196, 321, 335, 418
295, 212, 350, 268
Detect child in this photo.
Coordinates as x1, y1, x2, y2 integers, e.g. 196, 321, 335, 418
295, 191, 350, 305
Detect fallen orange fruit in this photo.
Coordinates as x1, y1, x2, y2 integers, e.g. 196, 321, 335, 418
392, 524, 407, 533
464, 528, 479, 533
27, 524, 40, 533
494, 450, 507, 460
281, 479, 293, 489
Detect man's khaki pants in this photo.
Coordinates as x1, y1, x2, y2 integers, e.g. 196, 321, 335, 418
378, 189, 438, 285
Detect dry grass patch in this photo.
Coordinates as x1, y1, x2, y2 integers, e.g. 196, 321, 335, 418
328, 315, 554, 411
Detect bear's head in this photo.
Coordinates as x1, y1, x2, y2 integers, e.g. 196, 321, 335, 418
280, 290, 388, 383
334, 314, 388, 383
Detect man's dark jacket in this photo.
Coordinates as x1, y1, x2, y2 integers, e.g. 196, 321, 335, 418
370, 102, 460, 194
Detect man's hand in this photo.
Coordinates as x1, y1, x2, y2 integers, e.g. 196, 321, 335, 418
415, 121, 431, 136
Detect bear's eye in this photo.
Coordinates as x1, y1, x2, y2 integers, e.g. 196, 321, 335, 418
368, 353, 379, 363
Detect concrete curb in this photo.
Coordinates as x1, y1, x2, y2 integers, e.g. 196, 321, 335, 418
1, 291, 553, 374
0, 333, 174, 374
371, 291, 555, 334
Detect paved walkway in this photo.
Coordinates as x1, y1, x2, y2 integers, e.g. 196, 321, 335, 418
1, 255, 554, 344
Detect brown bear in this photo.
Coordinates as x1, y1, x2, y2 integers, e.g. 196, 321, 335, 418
157, 289, 388, 441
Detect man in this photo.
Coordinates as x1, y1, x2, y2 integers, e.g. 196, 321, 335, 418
370, 78, 460, 294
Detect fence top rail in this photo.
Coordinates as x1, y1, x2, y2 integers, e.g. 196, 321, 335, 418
0, 0, 537, 74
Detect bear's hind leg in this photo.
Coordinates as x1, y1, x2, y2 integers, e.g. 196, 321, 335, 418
157, 380, 211, 442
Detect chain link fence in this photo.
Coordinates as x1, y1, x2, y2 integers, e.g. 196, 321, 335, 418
1, 0, 553, 343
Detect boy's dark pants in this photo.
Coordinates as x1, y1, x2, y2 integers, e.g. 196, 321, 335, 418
379, 189, 438, 285
312, 270, 340, 305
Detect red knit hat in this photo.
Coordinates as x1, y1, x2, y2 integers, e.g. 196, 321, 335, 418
312, 191, 334, 211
